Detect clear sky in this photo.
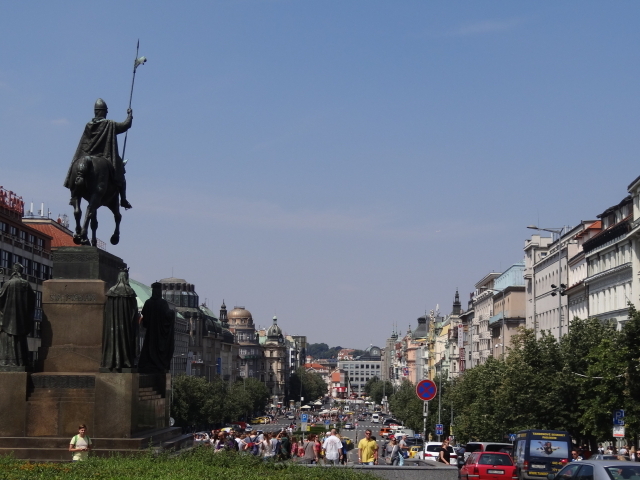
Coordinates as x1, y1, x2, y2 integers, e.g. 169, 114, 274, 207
1, 2, 639, 348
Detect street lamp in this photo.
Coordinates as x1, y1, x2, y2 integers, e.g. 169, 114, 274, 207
527, 225, 568, 338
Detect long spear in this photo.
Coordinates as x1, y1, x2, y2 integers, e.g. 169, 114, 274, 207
121, 39, 147, 162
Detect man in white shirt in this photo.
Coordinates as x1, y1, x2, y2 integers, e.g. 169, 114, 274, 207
322, 429, 343, 465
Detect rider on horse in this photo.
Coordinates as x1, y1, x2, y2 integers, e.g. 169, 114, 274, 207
63, 98, 133, 209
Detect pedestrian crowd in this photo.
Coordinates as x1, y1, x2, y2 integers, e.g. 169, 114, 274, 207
196, 428, 351, 464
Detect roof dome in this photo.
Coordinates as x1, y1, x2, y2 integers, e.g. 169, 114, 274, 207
228, 306, 253, 327
267, 315, 283, 339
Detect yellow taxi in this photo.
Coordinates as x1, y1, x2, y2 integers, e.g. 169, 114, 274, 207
408, 446, 422, 458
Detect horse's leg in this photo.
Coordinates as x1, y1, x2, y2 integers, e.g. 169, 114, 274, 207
90, 207, 98, 247
71, 196, 83, 245
80, 201, 93, 246
107, 195, 122, 245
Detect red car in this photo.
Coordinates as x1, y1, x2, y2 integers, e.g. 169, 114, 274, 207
461, 452, 517, 480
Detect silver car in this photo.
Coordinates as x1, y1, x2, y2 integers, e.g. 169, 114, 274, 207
550, 460, 640, 480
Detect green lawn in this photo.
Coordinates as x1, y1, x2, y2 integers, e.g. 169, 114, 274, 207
0, 448, 378, 480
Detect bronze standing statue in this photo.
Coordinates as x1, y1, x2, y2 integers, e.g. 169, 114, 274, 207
101, 268, 138, 371
138, 283, 175, 374
63, 44, 146, 247
0, 263, 36, 368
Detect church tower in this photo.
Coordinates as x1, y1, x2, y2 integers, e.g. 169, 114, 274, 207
452, 289, 462, 315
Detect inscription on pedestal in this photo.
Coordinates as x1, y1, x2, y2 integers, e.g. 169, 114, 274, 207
49, 293, 98, 303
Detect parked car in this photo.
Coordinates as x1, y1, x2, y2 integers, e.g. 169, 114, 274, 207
193, 432, 210, 446
408, 446, 423, 458
465, 442, 514, 461
590, 455, 629, 461
404, 437, 424, 446
549, 460, 640, 480
461, 452, 517, 480
514, 430, 571, 480
417, 442, 458, 463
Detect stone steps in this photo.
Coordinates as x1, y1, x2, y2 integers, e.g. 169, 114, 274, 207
0, 427, 191, 462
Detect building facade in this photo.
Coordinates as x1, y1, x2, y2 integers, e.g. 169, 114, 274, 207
337, 346, 382, 396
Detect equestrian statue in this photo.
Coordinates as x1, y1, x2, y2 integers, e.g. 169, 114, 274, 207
63, 99, 132, 246
63, 45, 146, 247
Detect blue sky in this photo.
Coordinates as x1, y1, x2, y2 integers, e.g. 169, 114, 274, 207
1, 2, 639, 347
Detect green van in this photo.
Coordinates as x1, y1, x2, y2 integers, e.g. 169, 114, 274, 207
514, 430, 572, 480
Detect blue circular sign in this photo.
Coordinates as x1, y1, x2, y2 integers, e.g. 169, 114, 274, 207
416, 379, 437, 401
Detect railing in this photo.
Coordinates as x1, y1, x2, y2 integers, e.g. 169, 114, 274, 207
480, 331, 490, 339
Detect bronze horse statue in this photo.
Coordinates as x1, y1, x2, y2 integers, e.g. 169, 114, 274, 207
64, 99, 134, 247
67, 155, 122, 247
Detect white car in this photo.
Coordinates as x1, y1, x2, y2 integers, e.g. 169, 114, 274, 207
417, 442, 458, 462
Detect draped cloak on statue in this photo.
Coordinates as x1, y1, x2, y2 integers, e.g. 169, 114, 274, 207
63, 116, 132, 190
138, 288, 175, 374
0, 268, 35, 367
101, 270, 138, 370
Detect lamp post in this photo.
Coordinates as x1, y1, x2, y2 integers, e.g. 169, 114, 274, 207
527, 225, 568, 339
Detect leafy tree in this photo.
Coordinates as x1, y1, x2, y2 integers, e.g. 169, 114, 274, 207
172, 375, 222, 427
171, 375, 270, 428
307, 343, 330, 357
289, 367, 327, 402
620, 305, 640, 442
388, 379, 424, 432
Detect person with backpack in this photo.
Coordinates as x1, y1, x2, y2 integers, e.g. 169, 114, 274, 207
69, 424, 92, 462
245, 430, 260, 456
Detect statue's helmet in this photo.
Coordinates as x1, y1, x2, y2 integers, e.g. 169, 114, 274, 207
94, 98, 108, 111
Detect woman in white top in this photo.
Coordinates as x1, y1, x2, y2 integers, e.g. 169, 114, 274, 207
261, 433, 273, 458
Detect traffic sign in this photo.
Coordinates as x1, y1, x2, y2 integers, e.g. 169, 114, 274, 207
435, 424, 444, 436
301, 413, 308, 423
613, 425, 625, 438
325, 420, 330, 425
509, 434, 516, 442
416, 379, 437, 401
614, 409, 625, 426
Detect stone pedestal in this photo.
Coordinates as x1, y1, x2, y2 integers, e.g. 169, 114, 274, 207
0, 372, 27, 436
38, 280, 107, 372
0, 247, 173, 454
51, 247, 126, 290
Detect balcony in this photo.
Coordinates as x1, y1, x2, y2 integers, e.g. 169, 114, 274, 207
472, 351, 480, 360
472, 334, 479, 343
449, 352, 459, 360
480, 331, 490, 340
472, 318, 480, 326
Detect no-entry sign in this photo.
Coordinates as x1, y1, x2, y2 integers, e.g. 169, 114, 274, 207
416, 379, 437, 401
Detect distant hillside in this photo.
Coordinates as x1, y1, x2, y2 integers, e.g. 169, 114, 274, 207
307, 343, 366, 359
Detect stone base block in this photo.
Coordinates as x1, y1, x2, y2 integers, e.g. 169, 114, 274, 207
39, 280, 106, 373
0, 372, 27, 436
